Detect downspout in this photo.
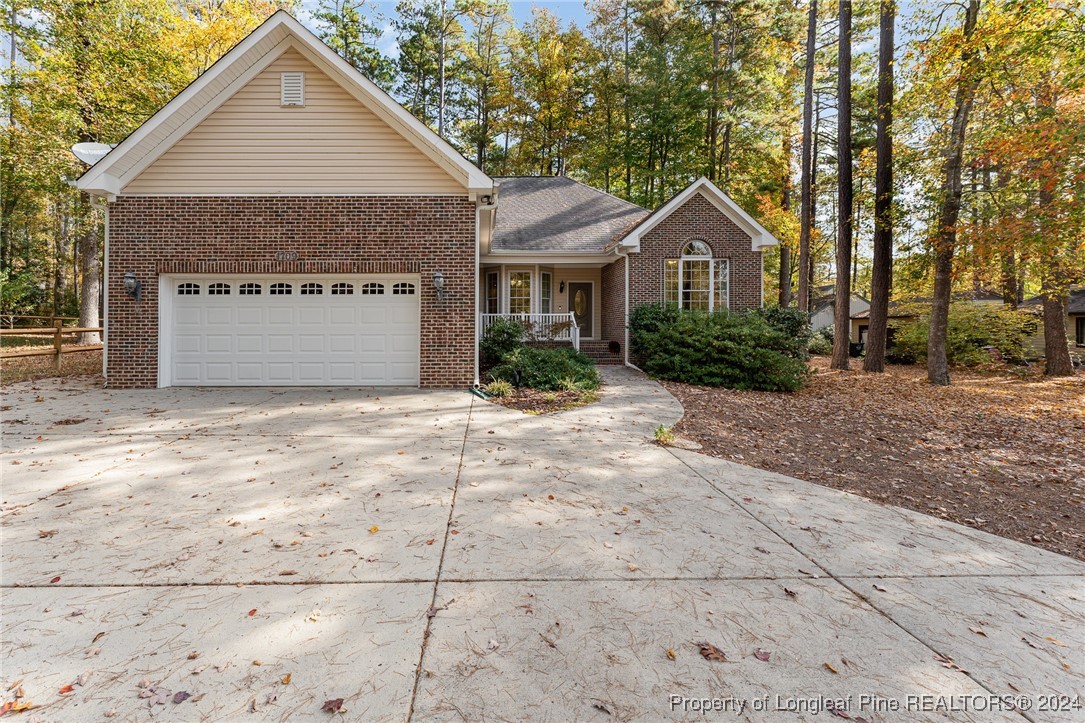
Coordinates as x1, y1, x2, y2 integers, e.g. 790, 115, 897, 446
474, 192, 498, 388
616, 245, 642, 371
100, 199, 109, 381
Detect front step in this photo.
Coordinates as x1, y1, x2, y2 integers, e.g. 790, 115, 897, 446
580, 341, 624, 365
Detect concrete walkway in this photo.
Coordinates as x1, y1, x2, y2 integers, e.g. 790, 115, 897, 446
1, 368, 1081, 721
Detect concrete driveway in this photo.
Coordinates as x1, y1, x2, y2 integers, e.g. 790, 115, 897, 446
1, 368, 1082, 721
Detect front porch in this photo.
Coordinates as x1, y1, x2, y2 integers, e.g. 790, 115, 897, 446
478, 260, 627, 363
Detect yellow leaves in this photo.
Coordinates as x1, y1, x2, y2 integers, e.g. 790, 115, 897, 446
369, 525, 379, 535
281, 673, 291, 685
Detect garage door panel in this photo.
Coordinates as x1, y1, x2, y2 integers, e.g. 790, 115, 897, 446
237, 335, 263, 353
169, 275, 420, 386
236, 307, 263, 325
206, 335, 232, 353
299, 307, 325, 325
236, 363, 263, 382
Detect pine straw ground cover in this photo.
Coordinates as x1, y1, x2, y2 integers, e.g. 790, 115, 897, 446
663, 356, 1085, 561
489, 387, 600, 415
0, 347, 103, 386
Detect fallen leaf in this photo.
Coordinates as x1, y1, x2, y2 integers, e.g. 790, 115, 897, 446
369, 525, 379, 534
279, 569, 297, 576
187, 651, 200, 660
252, 660, 263, 666
10, 701, 33, 712
191, 665, 207, 675
75, 671, 92, 686
281, 673, 291, 685
969, 626, 987, 637
6, 680, 22, 692
872, 584, 888, 592
665, 648, 676, 660
104, 709, 116, 718
266, 692, 279, 704
38, 529, 58, 539
58, 684, 74, 695
697, 642, 726, 662
486, 640, 499, 652
754, 648, 771, 662
627, 563, 640, 572
0, 702, 10, 716
823, 662, 839, 674
1045, 636, 1068, 647
50, 576, 61, 584
784, 587, 798, 597
92, 631, 105, 644
829, 707, 852, 719
425, 539, 435, 545
248, 609, 257, 617
172, 691, 191, 704
322, 698, 345, 713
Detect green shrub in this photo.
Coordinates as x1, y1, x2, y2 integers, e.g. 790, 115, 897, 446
752, 306, 812, 356
490, 346, 601, 392
808, 326, 833, 356
483, 379, 513, 398
889, 303, 1037, 366
630, 305, 811, 391
654, 424, 675, 446
480, 317, 526, 367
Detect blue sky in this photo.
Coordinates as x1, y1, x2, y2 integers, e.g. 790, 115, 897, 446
296, 1, 593, 58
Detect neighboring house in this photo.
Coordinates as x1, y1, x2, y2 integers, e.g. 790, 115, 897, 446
1020, 287, 1085, 356
808, 284, 870, 341
850, 289, 1004, 345
74, 12, 778, 389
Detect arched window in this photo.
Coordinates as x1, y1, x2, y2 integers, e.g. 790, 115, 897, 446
361, 282, 385, 295
392, 282, 416, 295
664, 240, 729, 311
178, 282, 200, 296
301, 282, 323, 295
331, 282, 354, 295
270, 282, 292, 295
208, 282, 230, 295
239, 282, 261, 295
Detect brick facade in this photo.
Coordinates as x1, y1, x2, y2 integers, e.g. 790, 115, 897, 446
107, 196, 476, 388
628, 192, 762, 312
599, 257, 626, 348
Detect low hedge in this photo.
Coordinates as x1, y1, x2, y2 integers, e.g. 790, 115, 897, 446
629, 304, 811, 392
489, 345, 601, 392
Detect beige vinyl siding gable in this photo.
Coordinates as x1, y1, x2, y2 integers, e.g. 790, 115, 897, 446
123, 49, 465, 195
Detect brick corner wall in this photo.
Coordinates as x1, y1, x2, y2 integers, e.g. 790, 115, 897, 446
628, 192, 762, 312
600, 258, 625, 347
107, 195, 476, 388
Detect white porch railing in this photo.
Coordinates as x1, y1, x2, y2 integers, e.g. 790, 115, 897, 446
479, 312, 580, 351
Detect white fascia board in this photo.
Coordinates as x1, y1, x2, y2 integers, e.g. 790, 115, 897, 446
76, 13, 288, 195
621, 177, 780, 252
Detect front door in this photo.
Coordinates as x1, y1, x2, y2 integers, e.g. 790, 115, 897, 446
568, 282, 593, 338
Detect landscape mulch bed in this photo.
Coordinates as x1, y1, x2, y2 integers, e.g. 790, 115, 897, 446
489, 387, 598, 415
663, 357, 1085, 561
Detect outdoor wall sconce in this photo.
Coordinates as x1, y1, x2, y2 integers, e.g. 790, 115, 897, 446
432, 270, 447, 300
123, 271, 142, 301
559, 280, 566, 293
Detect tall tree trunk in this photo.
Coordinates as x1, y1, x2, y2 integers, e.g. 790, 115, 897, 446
831, 0, 853, 371
706, 5, 719, 181
797, 0, 817, 313
927, 0, 981, 386
779, 131, 793, 307
77, 193, 100, 344
864, 0, 895, 373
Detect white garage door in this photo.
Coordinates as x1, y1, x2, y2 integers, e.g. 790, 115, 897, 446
164, 275, 419, 386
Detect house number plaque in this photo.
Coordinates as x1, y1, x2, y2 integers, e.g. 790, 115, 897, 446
275, 251, 300, 261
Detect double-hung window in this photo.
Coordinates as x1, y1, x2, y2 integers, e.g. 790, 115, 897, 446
509, 271, 531, 315
664, 241, 729, 312
540, 272, 553, 314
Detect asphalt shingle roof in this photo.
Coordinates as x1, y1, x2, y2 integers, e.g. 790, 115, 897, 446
491, 176, 649, 253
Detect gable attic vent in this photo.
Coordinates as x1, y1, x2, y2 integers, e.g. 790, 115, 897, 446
280, 72, 305, 107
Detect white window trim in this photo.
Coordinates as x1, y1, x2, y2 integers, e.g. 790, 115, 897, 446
664, 242, 730, 312
507, 269, 532, 316
540, 271, 553, 314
